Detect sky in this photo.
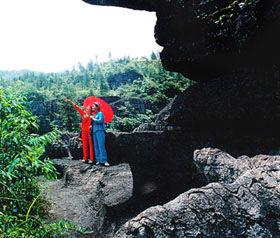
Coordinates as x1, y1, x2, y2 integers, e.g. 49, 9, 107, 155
0, 0, 162, 73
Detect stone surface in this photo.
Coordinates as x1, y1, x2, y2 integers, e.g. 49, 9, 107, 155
114, 149, 280, 237
68, 133, 83, 160
45, 132, 76, 159
110, 97, 149, 115
59, 131, 205, 213
44, 159, 133, 237
133, 123, 182, 132
30, 101, 48, 115
156, 68, 280, 129
194, 147, 280, 184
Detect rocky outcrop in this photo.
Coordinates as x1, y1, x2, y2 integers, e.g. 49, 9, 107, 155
49, 131, 207, 218
45, 132, 76, 159
156, 0, 280, 80
107, 71, 143, 90
194, 148, 280, 184
154, 67, 280, 157
114, 148, 280, 237
68, 133, 82, 160
132, 123, 182, 132
156, 68, 280, 129
82, 0, 280, 81
45, 159, 133, 237
110, 97, 148, 115
30, 101, 50, 134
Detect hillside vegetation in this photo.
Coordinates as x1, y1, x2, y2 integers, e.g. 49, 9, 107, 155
1, 55, 193, 132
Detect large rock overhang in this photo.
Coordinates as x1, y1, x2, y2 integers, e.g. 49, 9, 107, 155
82, 0, 280, 82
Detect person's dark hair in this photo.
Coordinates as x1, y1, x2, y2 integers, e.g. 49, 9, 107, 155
93, 102, 101, 108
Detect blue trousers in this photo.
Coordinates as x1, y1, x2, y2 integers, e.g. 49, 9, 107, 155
93, 130, 107, 163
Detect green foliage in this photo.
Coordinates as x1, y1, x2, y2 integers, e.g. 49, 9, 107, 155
195, 0, 254, 26
107, 102, 152, 132
0, 89, 57, 181
0, 215, 93, 238
0, 88, 88, 237
1, 56, 193, 132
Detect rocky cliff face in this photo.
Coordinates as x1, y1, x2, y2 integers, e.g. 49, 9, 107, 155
44, 160, 133, 237
115, 148, 280, 237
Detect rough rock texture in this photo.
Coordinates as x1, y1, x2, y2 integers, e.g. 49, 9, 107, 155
45, 159, 133, 237
156, 68, 280, 130
51, 125, 280, 221
82, 0, 280, 160
68, 133, 83, 160
115, 149, 280, 237
132, 123, 182, 132
194, 148, 280, 184
45, 132, 76, 159
30, 101, 50, 134
67, 131, 205, 208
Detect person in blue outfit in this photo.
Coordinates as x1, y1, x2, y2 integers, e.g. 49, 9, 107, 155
90, 101, 109, 167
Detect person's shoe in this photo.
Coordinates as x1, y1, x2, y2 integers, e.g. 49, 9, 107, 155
82, 160, 88, 163
88, 160, 94, 164
96, 162, 100, 165
104, 162, 110, 167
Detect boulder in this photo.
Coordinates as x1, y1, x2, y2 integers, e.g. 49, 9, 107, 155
115, 149, 280, 237
30, 101, 48, 115
58, 131, 205, 211
45, 159, 133, 237
68, 133, 83, 160
45, 132, 76, 159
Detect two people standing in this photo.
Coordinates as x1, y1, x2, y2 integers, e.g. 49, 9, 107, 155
65, 99, 109, 166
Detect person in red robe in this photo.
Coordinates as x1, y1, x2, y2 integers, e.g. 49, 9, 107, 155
65, 99, 95, 163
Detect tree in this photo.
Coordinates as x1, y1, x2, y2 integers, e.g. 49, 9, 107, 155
151, 51, 158, 60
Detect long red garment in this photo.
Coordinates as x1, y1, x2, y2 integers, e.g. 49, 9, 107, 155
74, 104, 94, 161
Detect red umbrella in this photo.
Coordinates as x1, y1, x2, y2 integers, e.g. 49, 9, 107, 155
83, 97, 114, 123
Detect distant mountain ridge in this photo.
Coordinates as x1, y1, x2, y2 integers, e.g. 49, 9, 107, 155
0, 69, 41, 80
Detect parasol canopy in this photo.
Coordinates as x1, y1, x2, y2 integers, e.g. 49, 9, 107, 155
84, 97, 114, 123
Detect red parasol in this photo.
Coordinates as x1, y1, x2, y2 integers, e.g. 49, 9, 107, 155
83, 97, 114, 123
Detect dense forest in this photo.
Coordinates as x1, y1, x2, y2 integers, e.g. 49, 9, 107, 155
1, 53, 193, 133
0, 54, 193, 236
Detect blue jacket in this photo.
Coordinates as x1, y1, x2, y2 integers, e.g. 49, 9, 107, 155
92, 111, 105, 133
